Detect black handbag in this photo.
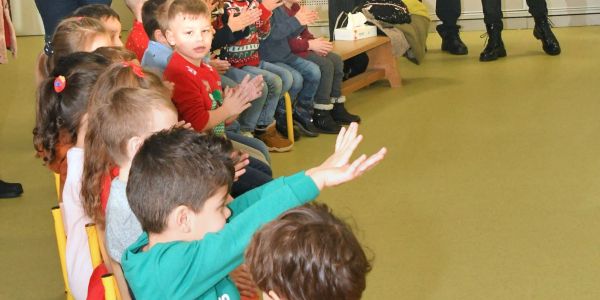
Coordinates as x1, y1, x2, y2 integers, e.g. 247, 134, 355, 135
357, 0, 411, 25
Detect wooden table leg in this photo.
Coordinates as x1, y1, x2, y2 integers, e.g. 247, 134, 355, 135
366, 42, 402, 87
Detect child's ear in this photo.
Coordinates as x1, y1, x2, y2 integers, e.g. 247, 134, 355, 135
154, 29, 169, 45
126, 136, 144, 160
165, 29, 175, 47
172, 206, 192, 233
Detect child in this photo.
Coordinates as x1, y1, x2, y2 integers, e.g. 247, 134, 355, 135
124, 0, 151, 60
34, 52, 110, 197
94, 46, 139, 63
285, 0, 361, 125
33, 52, 111, 300
245, 202, 371, 300
140, 0, 172, 76
219, 0, 303, 142
72, 4, 124, 47
259, 2, 342, 134
40, 17, 112, 81
121, 123, 386, 299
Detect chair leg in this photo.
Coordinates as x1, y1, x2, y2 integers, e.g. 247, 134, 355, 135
284, 93, 295, 143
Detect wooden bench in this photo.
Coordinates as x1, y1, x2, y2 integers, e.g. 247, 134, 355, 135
332, 36, 402, 94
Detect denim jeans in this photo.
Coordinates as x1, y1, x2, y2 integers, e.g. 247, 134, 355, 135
222, 69, 270, 132
35, 0, 112, 42
274, 56, 321, 121
240, 61, 293, 127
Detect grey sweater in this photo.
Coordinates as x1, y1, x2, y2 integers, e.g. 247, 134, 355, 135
105, 178, 142, 263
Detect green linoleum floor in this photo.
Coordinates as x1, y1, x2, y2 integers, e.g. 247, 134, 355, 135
1, 26, 600, 299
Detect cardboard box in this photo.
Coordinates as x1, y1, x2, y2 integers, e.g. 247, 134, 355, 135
334, 25, 377, 41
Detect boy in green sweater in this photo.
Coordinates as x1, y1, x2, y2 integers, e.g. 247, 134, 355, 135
121, 124, 385, 299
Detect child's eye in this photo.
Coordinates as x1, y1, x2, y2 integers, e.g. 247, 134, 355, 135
185, 31, 193, 35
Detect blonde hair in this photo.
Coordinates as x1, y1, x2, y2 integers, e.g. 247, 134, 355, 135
81, 63, 175, 226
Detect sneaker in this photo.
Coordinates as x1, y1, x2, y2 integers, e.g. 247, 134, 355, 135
313, 109, 341, 134
331, 102, 361, 124
292, 113, 319, 137
0, 180, 23, 199
255, 123, 293, 152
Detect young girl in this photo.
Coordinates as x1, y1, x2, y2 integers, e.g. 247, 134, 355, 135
33, 52, 110, 197
36, 16, 112, 84
33, 52, 110, 300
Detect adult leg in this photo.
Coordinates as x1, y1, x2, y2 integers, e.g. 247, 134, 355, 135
436, 0, 467, 55
527, 0, 560, 55
35, 0, 79, 42
479, 0, 506, 62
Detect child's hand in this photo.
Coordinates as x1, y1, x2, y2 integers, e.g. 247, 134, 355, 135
295, 6, 319, 26
306, 123, 387, 190
237, 74, 264, 103
308, 38, 333, 56
163, 81, 175, 93
209, 56, 231, 74
222, 76, 259, 116
261, 0, 283, 11
228, 7, 262, 32
231, 151, 250, 181
230, 264, 258, 298
174, 121, 194, 130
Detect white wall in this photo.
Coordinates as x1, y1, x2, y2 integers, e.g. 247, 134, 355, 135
422, 0, 600, 30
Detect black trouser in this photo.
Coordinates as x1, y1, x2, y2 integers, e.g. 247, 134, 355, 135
482, 0, 548, 24
437, 0, 549, 27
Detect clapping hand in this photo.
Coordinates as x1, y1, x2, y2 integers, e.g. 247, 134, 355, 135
308, 37, 333, 56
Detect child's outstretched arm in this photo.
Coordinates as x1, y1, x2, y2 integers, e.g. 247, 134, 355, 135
306, 122, 387, 190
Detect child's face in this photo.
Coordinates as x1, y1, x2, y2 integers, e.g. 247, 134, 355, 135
102, 17, 124, 47
85, 33, 112, 52
190, 185, 232, 240
166, 13, 214, 65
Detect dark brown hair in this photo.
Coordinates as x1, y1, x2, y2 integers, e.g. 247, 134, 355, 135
126, 127, 234, 233
245, 203, 372, 300
72, 4, 121, 21
93, 46, 138, 63
142, 0, 170, 40
33, 52, 110, 164
81, 63, 173, 227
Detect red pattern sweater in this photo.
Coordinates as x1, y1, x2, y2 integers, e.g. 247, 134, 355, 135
220, 0, 272, 68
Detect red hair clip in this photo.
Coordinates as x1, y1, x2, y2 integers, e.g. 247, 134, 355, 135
122, 61, 145, 78
54, 75, 66, 93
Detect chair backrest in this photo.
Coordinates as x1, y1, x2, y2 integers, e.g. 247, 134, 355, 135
101, 274, 119, 300
51, 205, 74, 300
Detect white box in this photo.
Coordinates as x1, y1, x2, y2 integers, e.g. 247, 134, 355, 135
334, 25, 377, 41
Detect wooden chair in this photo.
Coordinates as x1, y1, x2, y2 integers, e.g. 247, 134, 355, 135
51, 205, 75, 300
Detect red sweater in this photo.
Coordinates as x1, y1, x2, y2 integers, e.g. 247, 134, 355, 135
285, 3, 315, 58
221, 1, 272, 68
163, 52, 223, 132
125, 20, 149, 61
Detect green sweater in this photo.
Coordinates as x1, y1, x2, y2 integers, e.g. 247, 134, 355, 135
122, 171, 319, 299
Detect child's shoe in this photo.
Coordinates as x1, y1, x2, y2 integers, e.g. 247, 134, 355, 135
331, 97, 361, 124
275, 120, 301, 141
255, 123, 293, 152
292, 113, 320, 137
313, 109, 341, 134
0, 180, 23, 199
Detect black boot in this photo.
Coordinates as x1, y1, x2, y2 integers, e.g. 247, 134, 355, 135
437, 24, 468, 55
292, 113, 320, 137
533, 17, 561, 55
331, 102, 361, 124
275, 120, 301, 141
0, 180, 23, 199
312, 109, 342, 134
479, 22, 506, 62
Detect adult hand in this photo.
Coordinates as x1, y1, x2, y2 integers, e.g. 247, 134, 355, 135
308, 37, 333, 56
295, 6, 319, 26
306, 123, 387, 190
261, 0, 283, 11
228, 7, 262, 32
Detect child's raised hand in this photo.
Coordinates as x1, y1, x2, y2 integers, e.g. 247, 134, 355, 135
228, 7, 262, 32
295, 6, 319, 26
231, 151, 250, 181
306, 123, 387, 190
261, 0, 283, 11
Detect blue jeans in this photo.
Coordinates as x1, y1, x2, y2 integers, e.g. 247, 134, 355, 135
223, 69, 270, 132
240, 61, 293, 127
275, 56, 321, 122
226, 126, 271, 164
35, 0, 112, 42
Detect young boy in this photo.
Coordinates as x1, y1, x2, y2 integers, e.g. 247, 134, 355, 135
140, 0, 173, 76
124, 0, 151, 60
245, 202, 371, 300
72, 4, 124, 47
121, 123, 386, 299
259, 3, 342, 134
285, 0, 361, 125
